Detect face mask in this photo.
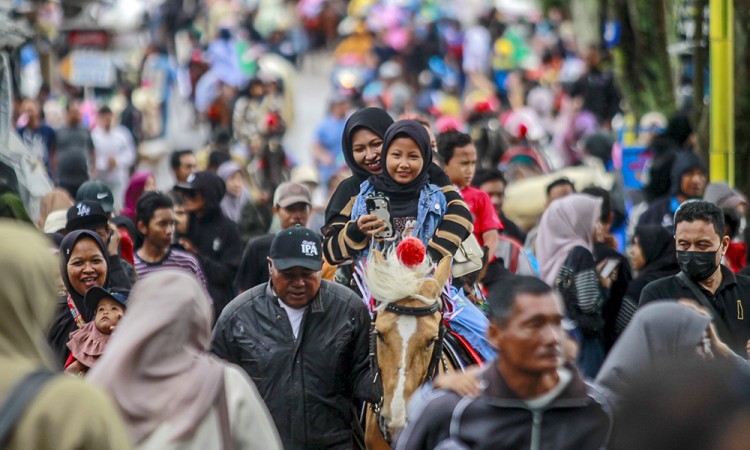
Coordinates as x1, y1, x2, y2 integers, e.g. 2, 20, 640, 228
676, 248, 720, 281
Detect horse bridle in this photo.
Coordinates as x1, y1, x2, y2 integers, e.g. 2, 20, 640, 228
368, 301, 447, 443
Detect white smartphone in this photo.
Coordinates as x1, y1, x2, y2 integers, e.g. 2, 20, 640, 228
600, 259, 620, 279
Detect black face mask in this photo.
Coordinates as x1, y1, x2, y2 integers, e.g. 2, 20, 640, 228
676, 248, 721, 282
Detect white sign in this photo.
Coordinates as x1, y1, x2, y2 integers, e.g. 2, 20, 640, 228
67, 50, 116, 88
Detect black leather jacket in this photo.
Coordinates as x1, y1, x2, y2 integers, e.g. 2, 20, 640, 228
212, 281, 376, 450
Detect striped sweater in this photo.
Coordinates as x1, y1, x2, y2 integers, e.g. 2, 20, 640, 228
555, 246, 607, 335
323, 179, 473, 265
135, 248, 210, 296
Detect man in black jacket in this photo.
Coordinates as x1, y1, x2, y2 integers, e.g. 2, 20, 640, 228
176, 171, 242, 317
640, 201, 750, 356
397, 276, 612, 450
212, 226, 375, 450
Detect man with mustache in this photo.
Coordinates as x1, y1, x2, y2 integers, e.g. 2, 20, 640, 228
397, 276, 612, 449
235, 182, 313, 292
212, 226, 375, 450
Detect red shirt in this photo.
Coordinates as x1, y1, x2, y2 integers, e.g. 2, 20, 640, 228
459, 186, 503, 247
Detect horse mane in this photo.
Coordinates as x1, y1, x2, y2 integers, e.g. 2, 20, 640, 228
363, 247, 437, 309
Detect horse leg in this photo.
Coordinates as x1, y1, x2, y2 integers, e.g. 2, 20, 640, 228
364, 409, 390, 450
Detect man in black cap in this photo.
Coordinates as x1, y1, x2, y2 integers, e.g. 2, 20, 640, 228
212, 226, 375, 450
176, 171, 242, 317
235, 181, 313, 292
66, 201, 132, 291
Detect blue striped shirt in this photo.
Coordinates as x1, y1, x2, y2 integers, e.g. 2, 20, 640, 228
135, 248, 210, 299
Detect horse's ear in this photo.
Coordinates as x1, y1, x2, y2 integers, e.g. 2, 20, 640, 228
371, 249, 386, 265
434, 255, 452, 288
418, 278, 441, 300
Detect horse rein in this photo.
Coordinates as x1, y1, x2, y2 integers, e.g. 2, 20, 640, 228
368, 301, 447, 443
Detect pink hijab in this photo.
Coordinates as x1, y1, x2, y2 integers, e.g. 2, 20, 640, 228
87, 270, 224, 444
536, 194, 603, 285
122, 171, 153, 221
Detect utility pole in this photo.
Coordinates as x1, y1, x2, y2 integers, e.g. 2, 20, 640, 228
709, 0, 734, 185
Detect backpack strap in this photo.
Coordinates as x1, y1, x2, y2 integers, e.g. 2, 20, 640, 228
0, 370, 56, 447
448, 396, 476, 440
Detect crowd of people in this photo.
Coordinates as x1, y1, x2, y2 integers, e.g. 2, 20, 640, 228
2, 1, 750, 449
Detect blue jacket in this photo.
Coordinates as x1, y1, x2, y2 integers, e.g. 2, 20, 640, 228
352, 180, 447, 256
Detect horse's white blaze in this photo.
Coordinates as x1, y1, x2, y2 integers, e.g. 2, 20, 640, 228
390, 315, 417, 430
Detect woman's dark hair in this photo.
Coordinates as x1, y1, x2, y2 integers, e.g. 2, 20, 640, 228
136, 192, 174, 227
582, 186, 612, 223
437, 130, 473, 164
674, 201, 725, 237
487, 276, 553, 326
471, 168, 506, 188
722, 208, 741, 239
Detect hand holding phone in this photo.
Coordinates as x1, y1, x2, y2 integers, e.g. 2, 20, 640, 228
599, 259, 620, 279
365, 194, 394, 239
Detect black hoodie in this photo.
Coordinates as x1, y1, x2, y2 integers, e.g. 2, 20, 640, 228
638, 151, 707, 230
184, 171, 242, 318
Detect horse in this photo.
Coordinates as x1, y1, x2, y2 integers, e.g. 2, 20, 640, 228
361, 248, 455, 449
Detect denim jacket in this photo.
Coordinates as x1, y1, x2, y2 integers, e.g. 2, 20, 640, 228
351, 180, 446, 257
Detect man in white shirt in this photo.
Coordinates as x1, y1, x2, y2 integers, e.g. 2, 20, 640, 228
91, 106, 136, 211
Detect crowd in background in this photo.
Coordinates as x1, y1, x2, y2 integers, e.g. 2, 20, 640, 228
2, 1, 750, 449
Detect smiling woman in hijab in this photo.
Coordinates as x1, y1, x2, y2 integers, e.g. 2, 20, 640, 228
536, 193, 611, 378
88, 270, 282, 450
0, 221, 131, 450
615, 225, 680, 334
344, 120, 447, 260
47, 230, 111, 365
323, 108, 472, 266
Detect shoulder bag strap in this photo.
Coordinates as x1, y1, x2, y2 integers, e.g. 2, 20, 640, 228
675, 272, 736, 343
0, 370, 56, 447
675, 272, 723, 320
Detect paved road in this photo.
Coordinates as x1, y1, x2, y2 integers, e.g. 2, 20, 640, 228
283, 51, 334, 167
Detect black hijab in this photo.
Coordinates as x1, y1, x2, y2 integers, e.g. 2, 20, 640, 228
59, 229, 110, 316
625, 225, 680, 305
324, 108, 395, 227
342, 107, 394, 183
48, 230, 111, 365
369, 120, 433, 202
636, 225, 678, 274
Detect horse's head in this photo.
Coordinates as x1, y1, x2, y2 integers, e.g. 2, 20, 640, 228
365, 248, 452, 440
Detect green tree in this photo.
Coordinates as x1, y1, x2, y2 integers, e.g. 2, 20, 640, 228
610, 0, 676, 119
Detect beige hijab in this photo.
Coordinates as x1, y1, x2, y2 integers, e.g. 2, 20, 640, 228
87, 270, 225, 444
0, 220, 58, 393
536, 194, 603, 285
37, 188, 74, 230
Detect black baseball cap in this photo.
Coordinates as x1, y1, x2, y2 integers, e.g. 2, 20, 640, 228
174, 171, 226, 203
84, 286, 129, 314
76, 180, 115, 213
66, 201, 109, 232
270, 225, 323, 271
